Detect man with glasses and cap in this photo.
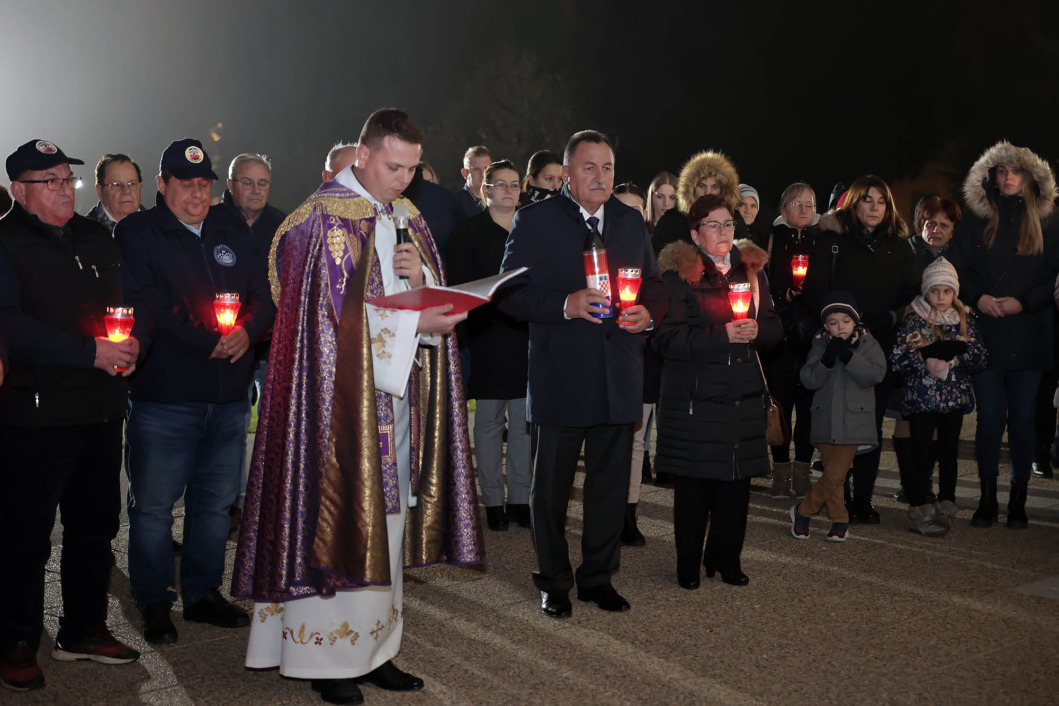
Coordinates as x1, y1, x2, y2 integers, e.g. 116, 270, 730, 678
0, 139, 141, 693
115, 138, 274, 647
87, 154, 145, 233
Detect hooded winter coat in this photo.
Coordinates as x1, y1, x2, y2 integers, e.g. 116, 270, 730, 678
800, 328, 887, 446
652, 241, 782, 481
650, 151, 750, 254
947, 140, 1059, 371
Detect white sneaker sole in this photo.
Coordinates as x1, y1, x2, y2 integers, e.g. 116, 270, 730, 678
51, 647, 139, 665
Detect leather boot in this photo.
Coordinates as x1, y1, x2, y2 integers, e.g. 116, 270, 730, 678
971, 478, 998, 528
892, 435, 914, 503
1006, 478, 1029, 529
620, 503, 646, 547
769, 462, 792, 499
791, 461, 812, 499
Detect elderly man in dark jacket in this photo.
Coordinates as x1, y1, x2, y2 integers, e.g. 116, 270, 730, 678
499, 130, 665, 619
0, 139, 141, 692
116, 139, 274, 646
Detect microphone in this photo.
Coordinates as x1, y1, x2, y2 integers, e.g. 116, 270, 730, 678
393, 203, 410, 279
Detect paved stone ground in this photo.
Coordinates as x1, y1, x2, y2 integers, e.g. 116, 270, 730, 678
17, 416, 1059, 705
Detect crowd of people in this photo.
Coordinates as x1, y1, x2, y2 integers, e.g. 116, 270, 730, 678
0, 114, 1055, 703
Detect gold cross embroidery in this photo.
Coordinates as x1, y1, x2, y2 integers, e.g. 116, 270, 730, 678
369, 620, 385, 641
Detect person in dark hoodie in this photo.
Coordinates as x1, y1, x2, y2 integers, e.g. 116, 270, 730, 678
0, 139, 141, 692
115, 138, 274, 646
653, 195, 782, 590
947, 140, 1059, 529
801, 174, 919, 524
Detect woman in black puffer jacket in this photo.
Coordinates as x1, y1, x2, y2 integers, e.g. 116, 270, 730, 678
653, 195, 782, 590
947, 140, 1059, 529
801, 175, 919, 523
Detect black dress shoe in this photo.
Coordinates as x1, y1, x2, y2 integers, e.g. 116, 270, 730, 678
851, 499, 881, 525
182, 588, 250, 628
507, 503, 532, 528
355, 660, 424, 691
311, 678, 364, 704
485, 506, 509, 531
677, 576, 700, 590
705, 568, 750, 586
577, 584, 630, 612
540, 590, 572, 619
141, 602, 178, 645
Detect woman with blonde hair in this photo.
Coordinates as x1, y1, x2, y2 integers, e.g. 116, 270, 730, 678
948, 140, 1059, 529
646, 172, 678, 235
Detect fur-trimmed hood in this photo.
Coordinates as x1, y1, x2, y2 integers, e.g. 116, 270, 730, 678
963, 140, 1057, 221
676, 150, 742, 215
817, 211, 842, 234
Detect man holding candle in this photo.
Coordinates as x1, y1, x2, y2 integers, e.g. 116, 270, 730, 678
233, 109, 483, 704
0, 139, 141, 692
498, 130, 665, 618
115, 138, 274, 646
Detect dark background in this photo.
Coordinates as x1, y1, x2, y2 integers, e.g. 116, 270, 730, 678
3, 0, 1056, 217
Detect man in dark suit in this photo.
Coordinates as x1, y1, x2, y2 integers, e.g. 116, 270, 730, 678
498, 130, 664, 618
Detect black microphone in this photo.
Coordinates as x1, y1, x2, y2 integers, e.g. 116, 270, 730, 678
393, 203, 410, 279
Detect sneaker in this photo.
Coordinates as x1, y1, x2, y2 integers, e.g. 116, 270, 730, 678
53, 627, 140, 665
827, 522, 850, 542
789, 506, 810, 540
1, 640, 44, 692
182, 588, 250, 628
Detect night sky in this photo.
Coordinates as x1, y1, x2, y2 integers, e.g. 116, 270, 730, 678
3, 0, 1056, 217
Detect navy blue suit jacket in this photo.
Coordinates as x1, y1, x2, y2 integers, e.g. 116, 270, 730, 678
498, 189, 664, 427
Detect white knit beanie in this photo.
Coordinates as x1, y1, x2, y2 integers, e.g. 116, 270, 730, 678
921, 256, 960, 296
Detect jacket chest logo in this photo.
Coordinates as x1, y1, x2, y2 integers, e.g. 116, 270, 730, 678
213, 244, 237, 267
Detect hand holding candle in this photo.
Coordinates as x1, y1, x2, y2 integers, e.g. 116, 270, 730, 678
104, 306, 135, 372
791, 254, 809, 289
615, 267, 642, 317
214, 292, 240, 335
728, 282, 752, 320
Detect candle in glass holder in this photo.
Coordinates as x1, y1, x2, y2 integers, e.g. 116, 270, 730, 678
728, 282, 752, 320
214, 292, 240, 335
791, 254, 809, 289
615, 267, 642, 317
104, 306, 134, 372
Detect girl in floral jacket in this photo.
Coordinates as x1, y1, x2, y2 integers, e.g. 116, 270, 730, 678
890, 257, 987, 535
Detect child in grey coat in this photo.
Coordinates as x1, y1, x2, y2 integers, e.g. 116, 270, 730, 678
791, 291, 887, 541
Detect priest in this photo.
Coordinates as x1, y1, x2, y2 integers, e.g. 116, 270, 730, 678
232, 109, 484, 705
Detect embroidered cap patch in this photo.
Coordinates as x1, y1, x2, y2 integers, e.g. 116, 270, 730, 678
213, 244, 237, 267
185, 146, 204, 163
35, 140, 58, 154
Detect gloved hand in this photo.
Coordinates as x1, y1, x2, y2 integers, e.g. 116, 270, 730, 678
836, 335, 855, 364
822, 335, 846, 368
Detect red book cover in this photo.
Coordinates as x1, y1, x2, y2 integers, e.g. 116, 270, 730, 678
366, 267, 528, 315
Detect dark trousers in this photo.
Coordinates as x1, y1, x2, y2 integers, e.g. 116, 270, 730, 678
530, 423, 633, 593
972, 363, 1041, 482
906, 412, 964, 505
0, 421, 123, 652
765, 346, 813, 463
847, 374, 892, 501
1034, 367, 1058, 464
673, 476, 751, 581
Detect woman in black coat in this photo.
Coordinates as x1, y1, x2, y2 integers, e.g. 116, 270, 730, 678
653, 195, 782, 589
801, 175, 919, 523
947, 140, 1059, 529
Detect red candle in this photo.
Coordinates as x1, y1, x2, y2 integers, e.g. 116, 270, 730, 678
728, 282, 752, 320
214, 292, 240, 335
104, 306, 134, 372
615, 267, 642, 317
791, 254, 809, 289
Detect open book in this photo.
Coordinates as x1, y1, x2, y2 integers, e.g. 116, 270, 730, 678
367, 267, 528, 315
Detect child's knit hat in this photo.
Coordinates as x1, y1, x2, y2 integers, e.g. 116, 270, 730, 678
820, 290, 861, 325
921, 257, 960, 296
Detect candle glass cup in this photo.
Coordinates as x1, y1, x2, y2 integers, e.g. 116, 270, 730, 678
728, 282, 752, 320
104, 306, 134, 372
214, 292, 241, 336
791, 254, 809, 289
615, 267, 642, 318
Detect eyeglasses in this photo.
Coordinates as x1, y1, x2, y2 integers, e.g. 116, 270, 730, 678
485, 182, 520, 192
696, 219, 736, 233
787, 201, 815, 210
102, 180, 142, 191
236, 178, 271, 190
18, 176, 82, 191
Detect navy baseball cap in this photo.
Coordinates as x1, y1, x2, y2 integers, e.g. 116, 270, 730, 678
159, 138, 219, 180
6, 139, 84, 180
